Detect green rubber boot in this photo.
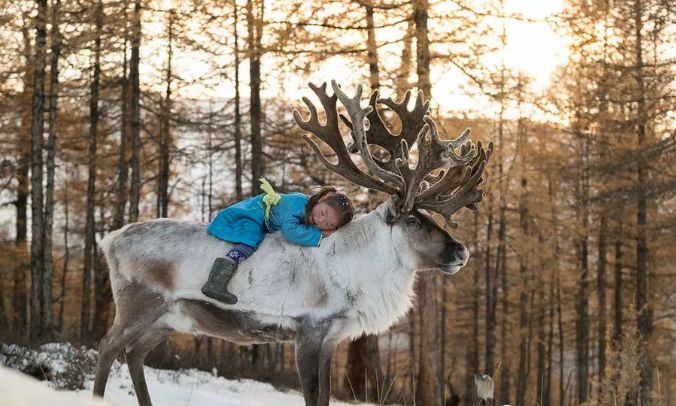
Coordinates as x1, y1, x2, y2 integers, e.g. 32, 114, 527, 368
201, 257, 238, 304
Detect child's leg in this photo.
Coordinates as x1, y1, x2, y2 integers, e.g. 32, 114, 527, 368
224, 244, 256, 264
202, 243, 255, 305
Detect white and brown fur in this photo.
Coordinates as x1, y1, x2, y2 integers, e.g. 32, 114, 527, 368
93, 197, 469, 406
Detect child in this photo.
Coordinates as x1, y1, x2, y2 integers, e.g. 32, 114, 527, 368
201, 178, 355, 304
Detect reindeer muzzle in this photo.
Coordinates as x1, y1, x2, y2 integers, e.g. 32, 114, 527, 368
440, 242, 469, 274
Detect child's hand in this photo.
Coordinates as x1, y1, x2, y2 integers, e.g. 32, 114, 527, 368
321, 229, 335, 237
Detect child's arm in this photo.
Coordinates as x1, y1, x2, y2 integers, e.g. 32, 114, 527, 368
281, 215, 322, 247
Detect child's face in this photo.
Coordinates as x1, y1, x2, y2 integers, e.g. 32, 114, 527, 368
310, 202, 341, 232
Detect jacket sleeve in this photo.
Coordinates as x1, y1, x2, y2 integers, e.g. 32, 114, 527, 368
281, 214, 322, 247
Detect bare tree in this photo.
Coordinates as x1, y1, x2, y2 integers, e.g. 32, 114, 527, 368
29, 0, 48, 339
57, 168, 70, 333
42, 0, 62, 339
115, 0, 130, 230
13, 11, 33, 337
82, 0, 103, 343
128, 0, 142, 222
157, 8, 174, 218
247, 0, 263, 195
233, 0, 243, 201
632, 2, 653, 402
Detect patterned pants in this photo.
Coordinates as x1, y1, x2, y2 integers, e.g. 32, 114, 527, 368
225, 244, 256, 264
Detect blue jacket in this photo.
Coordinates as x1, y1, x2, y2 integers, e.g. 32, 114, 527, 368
207, 192, 321, 248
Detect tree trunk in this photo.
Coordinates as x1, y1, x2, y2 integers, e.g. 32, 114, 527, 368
343, 334, 383, 401
498, 222, 511, 405
115, 1, 130, 230
495, 51, 510, 405
16, 19, 31, 249
544, 269, 555, 406
440, 276, 448, 398
413, 0, 431, 97
633, 1, 652, 402
466, 211, 481, 402
536, 280, 546, 406
557, 271, 565, 406
30, 0, 48, 340
93, 187, 112, 341
395, 18, 413, 95
82, 0, 103, 343
545, 174, 561, 406
597, 212, 608, 380
613, 217, 623, 343
58, 171, 69, 334
207, 108, 214, 218
14, 14, 33, 337
365, 5, 380, 90
233, 0, 242, 201
575, 132, 590, 403
157, 9, 173, 218
42, 0, 61, 339
515, 100, 530, 406
417, 274, 441, 405
515, 179, 530, 406
484, 194, 496, 375
247, 0, 263, 195
128, 0, 142, 222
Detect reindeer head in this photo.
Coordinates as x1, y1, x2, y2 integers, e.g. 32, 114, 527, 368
293, 81, 492, 274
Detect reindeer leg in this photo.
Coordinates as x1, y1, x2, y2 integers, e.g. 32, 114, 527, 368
124, 328, 172, 406
94, 323, 129, 397
296, 333, 322, 406
94, 282, 169, 402
317, 338, 338, 406
296, 320, 341, 406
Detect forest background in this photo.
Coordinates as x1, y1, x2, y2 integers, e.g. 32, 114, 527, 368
0, 0, 673, 405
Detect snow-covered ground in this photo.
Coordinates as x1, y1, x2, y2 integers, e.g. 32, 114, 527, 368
0, 343, 376, 406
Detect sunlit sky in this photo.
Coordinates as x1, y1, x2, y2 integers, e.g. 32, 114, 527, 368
283, 0, 568, 118
144, 0, 568, 120
491, 0, 567, 87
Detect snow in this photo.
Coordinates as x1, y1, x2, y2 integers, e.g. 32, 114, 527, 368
0, 366, 108, 406
82, 364, 369, 406
0, 343, 375, 406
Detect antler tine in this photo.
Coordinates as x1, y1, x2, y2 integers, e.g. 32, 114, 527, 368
416, 141, 494, 227
394, 116, 474, 213
415, 123, 477, 202
293, 82, 398, 195
330, 80, 405, 191
340, 90, 403, 172
336, 88, 432, 214
394, 123, 429, 213
448, 128, 471, 149
377, 90, 430, 148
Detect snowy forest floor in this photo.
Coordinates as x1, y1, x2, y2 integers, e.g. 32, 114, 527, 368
0, 342, 377, 405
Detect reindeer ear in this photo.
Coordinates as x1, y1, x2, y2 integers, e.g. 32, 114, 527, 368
384, 195, 400, 223
385, 210, 397, 224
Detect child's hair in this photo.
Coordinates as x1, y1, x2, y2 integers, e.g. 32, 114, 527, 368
305, 186, 355, 228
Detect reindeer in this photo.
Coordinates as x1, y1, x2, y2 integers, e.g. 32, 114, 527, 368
93, 81, 492, 406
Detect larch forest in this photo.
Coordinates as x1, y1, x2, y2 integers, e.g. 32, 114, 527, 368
0, 0, 673, 405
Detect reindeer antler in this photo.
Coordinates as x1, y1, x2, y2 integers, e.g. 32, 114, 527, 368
294, 81, 492, 228
292, 82, 398, 195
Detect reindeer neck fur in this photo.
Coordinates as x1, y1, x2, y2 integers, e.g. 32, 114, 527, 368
310, 202, 418, 338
